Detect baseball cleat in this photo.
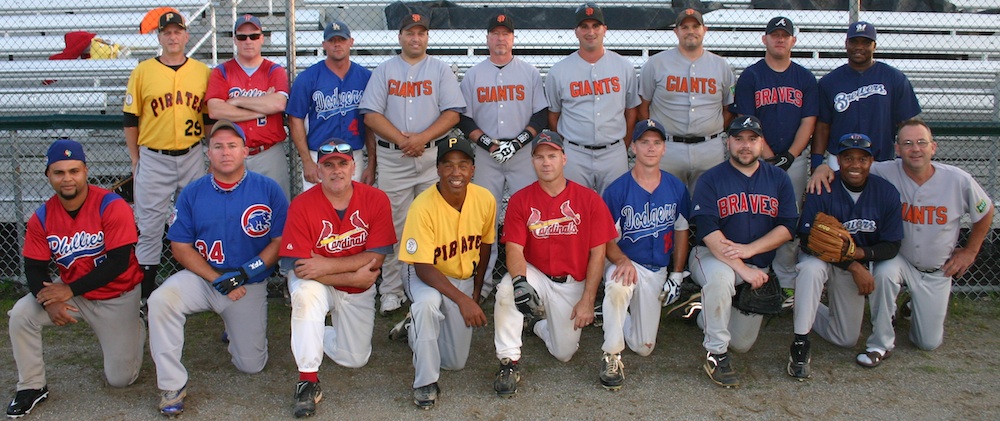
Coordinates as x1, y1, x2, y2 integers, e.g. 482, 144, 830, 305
6, 386, 48, 418
787, 339, 812, 380
781, 288, 795, 310
412, 383, 439, 410
388, 312, 411, 342
158, 385, 187, 417
704, 352, 740, 388
494, 358, 521, 398
666, 292, 702, 320
856, 349, 892, 368
593, 302, 603, 328
293, 380, 322, 418
380, 294, 406, 315
599, 353, 625, 391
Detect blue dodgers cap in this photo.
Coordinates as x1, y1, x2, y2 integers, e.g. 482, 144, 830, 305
233, 14, 262, 32
837, 133, 873, 155
209, 120, 247, 143
632, 119, 667, 141
46, 139, 86, 169
324, 20, 351, 40
728, 115, 764, 137
847, 21, 876, 41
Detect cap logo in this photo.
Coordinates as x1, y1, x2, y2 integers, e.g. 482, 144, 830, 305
497, 15, 506, 23
855, 23, 866, 32
243, 14, 253, 20
646, 119, 655, 127
63, 150, 72, 158
776, 18, 787, 27
332, 23, 340, 30
166, 13, 174, 21
685, 9, 695, 16
585, 7, 594, 16
538, 132, 552, 142
742, 117, 753, 127
448, 137, 459, 148
412, 14, 421, 22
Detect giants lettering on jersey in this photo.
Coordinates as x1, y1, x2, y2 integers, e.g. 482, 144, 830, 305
620, 203, 677, 243
151, 90, 204, 117
901, 203, 948, 225
477, 85, 525, 103
433, 235, 483, 265
754, 87, 803, 108
242, 204, 273, 238
314, 87, 364, 119
842, 218, 877, 234
526, 200, 580, 239
664, 76, 718, 94
388, 80, 433, 97
833, 84, 887, 112
48, 231, 105, 269
569, 77, 621, 97
717, 193, 779, 218
316, 211, 370, 253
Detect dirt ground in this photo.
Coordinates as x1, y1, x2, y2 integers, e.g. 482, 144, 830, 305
1, 294, 998, 420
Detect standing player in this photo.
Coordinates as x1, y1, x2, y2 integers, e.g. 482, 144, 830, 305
280, 140, 396, 418
6, 140, 143, 418
689, 116, 797, 388
639, 8, 735, 192
545, 2, 640, 194
147, 121, 288, 416
123, 11, 211, 300
788, 133, 902, 380
206, 14, 291, 199
492, 130, 617, 397
360, 13, 466, 314
287, 21, 375, 189
395, 136, 495, 409
598, 119, 691, 390
811, 21, 920, 170
458, 13, 548, 299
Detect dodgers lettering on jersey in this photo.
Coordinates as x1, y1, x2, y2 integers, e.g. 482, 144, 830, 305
620, 203, 678, 243
569, 77, 621, 97
313, 88, 364, 120
664, 76, 718, 94
150, 90, 203, 117
388, 80, 433, 97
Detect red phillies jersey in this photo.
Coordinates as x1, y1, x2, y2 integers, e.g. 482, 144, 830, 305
23, 185, 142, 300
503, 181, 616, 281
205, 58, 290, 149
280, 182, 397, 293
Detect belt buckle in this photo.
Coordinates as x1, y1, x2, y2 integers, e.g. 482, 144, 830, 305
548, 275, 568, 283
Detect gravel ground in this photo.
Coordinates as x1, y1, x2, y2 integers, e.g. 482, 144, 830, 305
1, 295, 998, 420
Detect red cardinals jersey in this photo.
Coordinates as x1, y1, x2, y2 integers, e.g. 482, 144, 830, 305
23, 185, 142, 300
205, 58, 290, 149
280, 182, 397, 293
503, 181, 616, 281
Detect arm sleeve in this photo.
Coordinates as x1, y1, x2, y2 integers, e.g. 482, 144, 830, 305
358, 64, 387, 115
801, 68, 819, 117
457, 114, 481, 136
24, 257, 50, 297
67, 245, 133, 296
859, 241, 901, 263
123, 112, 139, 127
528, 108, 548, 133
205, 66, 228, 102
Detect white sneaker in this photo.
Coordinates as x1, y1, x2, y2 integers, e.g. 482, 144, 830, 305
380, 294, 406, 314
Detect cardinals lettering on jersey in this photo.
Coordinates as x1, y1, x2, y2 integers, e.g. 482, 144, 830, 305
664, 76, 718, 94
569, 77, 621, 97
433, 235, 483, 264
316, 211, 370, 253
717, 193, 779, 218
754, 87, 803, 108
388, 80, 433, 97
48, 230, 106, 269
313, 88, 364, 119
476, 85, 526, 102
527, 200, 581, 238
150, 90, 204, 117
901, 203, 948, 225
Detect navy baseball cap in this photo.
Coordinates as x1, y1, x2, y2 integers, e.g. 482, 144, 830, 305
317, 139, 355, 164
324, 20, 351, 40
837, 133, 873, 155
632, 119, 667, 141
158, 11, 186, 31
766, 16, 794, 35
46, 139, 86, 169
532, 130, 565, 153
728, 115, 764, 137
210, 120, 246, 143
233, 14, 262, 32
847, 21, 876, 41
575, 2, 605, 26
437, 135, 475, 163
488, 13, 514, 32
674, 8, 704, 27
400, 13, 430, 32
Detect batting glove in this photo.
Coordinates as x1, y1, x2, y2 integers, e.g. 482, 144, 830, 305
766, 151, 795, 171
475, 133, 497, 151
660, 271, 690, 306
511, 275, 545, 319
491, 140, 519, 164
212, 269, 249, 295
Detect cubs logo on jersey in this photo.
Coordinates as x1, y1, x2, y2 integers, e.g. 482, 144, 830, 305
527, 200, 580, 239
316, 210, 369, 253
242, 204, 273, 237
48, 230, 106, 269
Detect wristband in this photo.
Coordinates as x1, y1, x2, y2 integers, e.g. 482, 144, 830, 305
240, 255, 269, 281
810, 153, 826, 170
476, 134, 497, 150
514, 130, 532, 146
511, 275, 526, 284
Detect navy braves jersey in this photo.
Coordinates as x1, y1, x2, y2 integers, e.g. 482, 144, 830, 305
818, 62, 920, 161
286, 60, 372, 151
691, 161, 798, 268
799, 172, 904, 247
603, 170, 690, 268
168, 171, 289, 284
730, 60, 818, 154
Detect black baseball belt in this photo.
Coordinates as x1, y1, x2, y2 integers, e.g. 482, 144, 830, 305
566, 139, 621, 150
667, 132, 724, 144
145, 144, 196, 156
376, 139, 435, 150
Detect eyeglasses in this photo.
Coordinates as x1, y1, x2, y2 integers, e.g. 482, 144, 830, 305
838, 134, 872, 150
319, 143, 353, 155
897, 139, 932, 149
235, 33, 263, 41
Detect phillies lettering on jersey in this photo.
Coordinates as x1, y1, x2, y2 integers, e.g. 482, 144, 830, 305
620, 203, 678, 243
569, 77, 621, 97
313, 88, 364, 119
901, 203, 948, 224
150, 90, 203, 117
433, 235, 483, 264
228, 87, 269, 98
241, 204, 274, 238
476, 85, 525, 102
316, 210, 371, 253
833, 84, 888, 112
665, 76, 718, 94
717, 193, 779, 218
755, 87, 803, 108
527, 201, 581, 238
48, 231, 105, 269
388, 80, 432, 97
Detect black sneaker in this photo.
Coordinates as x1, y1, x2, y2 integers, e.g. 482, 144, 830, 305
293, 380, 322, 418
413, 382, 439, 410
599, 353, 625, 390
593, 302, 604, 328
6, 386, 48, 418
704, 352, 739, 388
494, 358, 520, 398
787, 339, 811, 380
523, 314, 541, 337
388, 312, 411, 342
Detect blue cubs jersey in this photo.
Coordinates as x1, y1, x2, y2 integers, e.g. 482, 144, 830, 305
799, 172, 903, 247
603, 170, 691, 268
730, 60, 818, 154
285, 60, 372, 151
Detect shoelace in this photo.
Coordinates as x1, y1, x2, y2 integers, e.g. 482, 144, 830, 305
605, 355, 621, 374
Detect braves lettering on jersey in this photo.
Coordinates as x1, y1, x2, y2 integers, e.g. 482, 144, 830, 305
168, 172, 288, 284
603, 170, 691, 268
545, 51, 640, 145
460, 57, 547, 139
205, 59, 289, 149
286, 60, 371, 151
23, 185, 143, 300
123, 58, 211, 150
639, 49, 735, 137
503, 181, 616, 280
731, 60, 818, 154
691, 162, 798, 268
359, 55, 465, 138
799, 172, 903, 246
400, 184, 496, 279
818, 62, 921, 161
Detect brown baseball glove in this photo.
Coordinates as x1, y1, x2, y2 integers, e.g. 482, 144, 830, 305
806, 212, 856, 263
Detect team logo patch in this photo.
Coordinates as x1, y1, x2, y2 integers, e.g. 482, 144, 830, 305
242, 204, 273, 238
317, 211, 370, 253
497, 15, 506, 23
775, 18, 787, 27
406, 238, 418, 254
124, 94, 133, 106
585, 7, 594, 16
526, 201, 580, 239
168, 207, 178, 227
977, 199, 988, 213
412, 14, 421, 22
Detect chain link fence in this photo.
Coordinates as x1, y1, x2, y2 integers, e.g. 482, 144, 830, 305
2, 0, 999, 297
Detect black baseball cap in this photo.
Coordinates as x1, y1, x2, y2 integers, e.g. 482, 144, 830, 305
437, 135, 475, 163
575, 2, 605, 26
766, 16, 794, 35
158, 11, 186, 31
488, 13, 514, 32
728, 115, 764, 137
400, 13, 430, 32
532, 130, 565, 153
674, 8, 703, 27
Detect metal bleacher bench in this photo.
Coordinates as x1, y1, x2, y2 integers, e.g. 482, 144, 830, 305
702, 9, 1000, 34
0, 0, 207, 14
1, 12, 161, 35
0, 59, 139, 85
0, 87, 109, 114
300, 0, 752, 8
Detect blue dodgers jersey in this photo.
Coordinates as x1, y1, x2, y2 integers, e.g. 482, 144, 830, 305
691, 161, 798, 268
730, 60, 818, 154
798, 172, 904, 247
285, 60, 372, 151
603, 170, 690, 268
168, 171, 289, 284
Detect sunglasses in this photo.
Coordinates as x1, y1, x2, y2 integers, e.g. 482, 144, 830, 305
839, 134, 872, 149
235, 33, 263, 41
319, 143, 353, 155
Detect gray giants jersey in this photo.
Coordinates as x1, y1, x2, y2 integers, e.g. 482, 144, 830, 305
360, 55, 465, 139
461, 57, 547, 139
545, 51, 640, 146
639, 49, 735, 137
871, 160, 993, 270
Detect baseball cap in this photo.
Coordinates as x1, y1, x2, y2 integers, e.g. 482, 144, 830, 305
847, 21, 877, 41
632, 119, 667, 141
324, 20, 351, 40
158, 11, 186, 31
766, 16, 795, 35
532, 130, 565, 153
488, 13, 514, 32
837, 133, 873, 155
233, 14, 262, 32
46, 139, 86, 169
209, 120, 247, 143
674, 8, 704, 27
399, 13, 430, 32
437, 135, 475, 163
317, 139, 355, 164
728, 115, 764, 137
575, 2, 605, 26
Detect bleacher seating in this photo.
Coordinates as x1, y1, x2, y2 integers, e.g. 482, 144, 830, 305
0, 34, 161, 61
703, 10, 1000, 34
0, 0, 208, 14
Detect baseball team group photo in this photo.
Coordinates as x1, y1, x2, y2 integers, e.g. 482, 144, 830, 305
1, 0, 999, 419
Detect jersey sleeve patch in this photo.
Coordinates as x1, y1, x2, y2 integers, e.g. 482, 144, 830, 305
405, 238, 418, 255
